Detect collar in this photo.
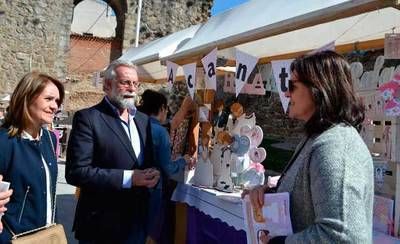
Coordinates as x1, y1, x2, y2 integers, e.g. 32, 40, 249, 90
105, 96, 137, 118
21, 128, 43, 141
149, 116, 161, 125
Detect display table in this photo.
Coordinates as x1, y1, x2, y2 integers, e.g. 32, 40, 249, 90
172, 183, 247, 243
172, 183, 400, 244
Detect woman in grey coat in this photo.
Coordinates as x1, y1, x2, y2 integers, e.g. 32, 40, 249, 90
244, 51, 373, 243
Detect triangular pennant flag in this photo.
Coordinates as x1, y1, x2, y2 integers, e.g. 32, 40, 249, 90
201, 48, 217, 90
166, 60, 179, 90
308, 41, 335, 55
235, 50, 259, 97
182, 62, 197, 99
271, 59, 294, 113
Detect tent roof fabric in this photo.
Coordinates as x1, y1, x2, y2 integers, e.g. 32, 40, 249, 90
119, 24, 201, 65
118, 0, 399, 82
163, 0, 394, 62
218, 7, 400, 60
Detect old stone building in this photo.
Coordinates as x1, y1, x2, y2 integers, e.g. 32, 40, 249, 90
0, 0, 73, 92
66, 0, 212, 110
0, 0, 212, 94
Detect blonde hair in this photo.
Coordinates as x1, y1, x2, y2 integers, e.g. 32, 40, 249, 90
3, 72, 65, 137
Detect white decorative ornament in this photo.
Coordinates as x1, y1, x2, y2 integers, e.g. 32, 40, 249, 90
215, 149, 234, 192
192, 146, 213, 187
240, 167, 265, 188
249, 147, 267, 163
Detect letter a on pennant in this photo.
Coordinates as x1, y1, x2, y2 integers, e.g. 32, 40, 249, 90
182, 62, 197, 99
235, 50, 258, 97
201, 48, 217, 90
166, 60, 179, 90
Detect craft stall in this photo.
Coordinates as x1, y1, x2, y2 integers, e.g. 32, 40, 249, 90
119, 0, 400, 243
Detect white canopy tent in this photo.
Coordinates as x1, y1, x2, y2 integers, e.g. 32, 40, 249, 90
163, 0, 398, 63
119, 24, 201, 82
119, 0, 399, 82
217, 7, 400, 63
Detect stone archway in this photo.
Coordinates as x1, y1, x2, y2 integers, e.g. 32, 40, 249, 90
73, 0, 126, 59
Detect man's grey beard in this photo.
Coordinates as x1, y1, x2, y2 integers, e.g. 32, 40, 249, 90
109, 89, 137, 110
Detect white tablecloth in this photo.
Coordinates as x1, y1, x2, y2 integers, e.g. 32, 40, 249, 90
171, 183, 245, 231
172, 184, 400, 243
372, 231, 400, 244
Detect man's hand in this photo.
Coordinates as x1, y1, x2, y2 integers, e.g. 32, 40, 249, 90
143, 168, 160, 188
132, 169, 160, 188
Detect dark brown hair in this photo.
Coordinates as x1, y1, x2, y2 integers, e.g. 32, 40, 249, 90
290, 50, 365, 135
138, 89, 167, 116
2, 71, 65, 136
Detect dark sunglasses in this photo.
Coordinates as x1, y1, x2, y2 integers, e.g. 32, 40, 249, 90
288, 79, 294, 92
282, 79, 295, 93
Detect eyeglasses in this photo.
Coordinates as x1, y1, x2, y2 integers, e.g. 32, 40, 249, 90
117, 79, 141, 88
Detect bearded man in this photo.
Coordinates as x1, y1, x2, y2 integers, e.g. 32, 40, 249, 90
66, 60, 160, 244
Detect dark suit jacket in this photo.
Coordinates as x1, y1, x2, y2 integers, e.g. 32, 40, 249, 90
65, 98, 155, 241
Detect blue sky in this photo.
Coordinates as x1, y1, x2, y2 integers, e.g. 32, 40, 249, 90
211, 0, 250, 16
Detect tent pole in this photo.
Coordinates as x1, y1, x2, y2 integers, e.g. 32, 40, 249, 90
135, 0, 143, 47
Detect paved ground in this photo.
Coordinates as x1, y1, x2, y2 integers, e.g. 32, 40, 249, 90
56, 162, 78, 244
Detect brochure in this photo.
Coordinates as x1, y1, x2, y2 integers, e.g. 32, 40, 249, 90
242, 192, 293, 244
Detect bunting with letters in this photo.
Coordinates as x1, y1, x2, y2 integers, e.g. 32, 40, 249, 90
235, 50, 259, 97
201, 48, 217, 90
271, 59, 293, 113
166, 60, 179, 90
182, 62, 197, 99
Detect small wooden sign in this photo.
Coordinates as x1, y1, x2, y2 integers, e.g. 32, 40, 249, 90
384, 33, 400, 59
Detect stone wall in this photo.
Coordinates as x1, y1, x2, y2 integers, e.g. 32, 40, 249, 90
0, 0, 212, 93
123, 0, 212, 49
234, 93, 304, 141
213, 49, 387, 141
211, 75, 304, 142
66, 0, 213, 110
0, 0, 73, 93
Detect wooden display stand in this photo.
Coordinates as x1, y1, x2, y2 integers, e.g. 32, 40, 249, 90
358, 87, 400, 237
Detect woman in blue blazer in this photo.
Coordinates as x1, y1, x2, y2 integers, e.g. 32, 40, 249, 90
0, 71, 64, 242
138, 89, 195, 243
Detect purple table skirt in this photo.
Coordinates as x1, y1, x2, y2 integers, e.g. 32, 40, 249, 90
187, 206, 247, 244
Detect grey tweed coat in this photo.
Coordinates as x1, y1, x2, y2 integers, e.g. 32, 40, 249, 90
277, 124, 374, 243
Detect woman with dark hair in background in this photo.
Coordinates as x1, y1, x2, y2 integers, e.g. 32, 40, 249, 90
139, 89, 195, 243
243, 51, 373, 243
0, 72, 65, 242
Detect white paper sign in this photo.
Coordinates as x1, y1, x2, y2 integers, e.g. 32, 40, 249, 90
235, 50, 259, 97
166, 60, 179, 90
92, 71, 101, 87
385, 33, 400, 59
201, 48, 217, 90
182, 62, 197, 99
308, 41, 335, 55
198, 106, 210, 122
271, 59, 294, 113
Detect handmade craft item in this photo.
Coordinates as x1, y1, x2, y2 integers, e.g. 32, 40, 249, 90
192, 135, 213, 187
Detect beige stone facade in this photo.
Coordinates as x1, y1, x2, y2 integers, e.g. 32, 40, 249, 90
0, 0, 212, 92
0, 0, 73, 93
